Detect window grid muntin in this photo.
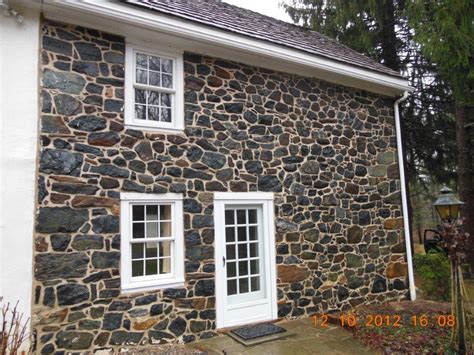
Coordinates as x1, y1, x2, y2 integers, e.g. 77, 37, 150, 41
130, 202, 175, 279
225, 208, 261, 295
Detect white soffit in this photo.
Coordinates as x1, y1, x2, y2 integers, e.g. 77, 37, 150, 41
41, 0, 412, 97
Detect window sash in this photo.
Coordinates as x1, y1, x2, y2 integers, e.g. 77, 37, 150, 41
125, 43, 184, 132
120, 193, 184, 292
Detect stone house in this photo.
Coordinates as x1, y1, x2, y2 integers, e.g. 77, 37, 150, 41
0, 0, 415, 352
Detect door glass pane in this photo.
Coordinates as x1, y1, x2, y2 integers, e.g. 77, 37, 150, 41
226, 244, 236, 260
237, 226, 246, 241
249, 242, 258, 258
239, 278, 249, 293
251, 276, 260, 292
249, 226, 258, 240
225, 227, 235, 242
248, 209, 257, 223
227, 279, 237, 295
250, 259, 259, 275
237, 210, 246, 224
238, 244, 247, 259
225, 210, 234, 225
239, 261, 248, 276
227, 262, 236, 278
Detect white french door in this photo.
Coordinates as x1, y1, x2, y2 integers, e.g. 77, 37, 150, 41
214, 193, 277, 329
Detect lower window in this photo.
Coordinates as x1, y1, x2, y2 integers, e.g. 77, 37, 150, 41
120, 193, 184, 292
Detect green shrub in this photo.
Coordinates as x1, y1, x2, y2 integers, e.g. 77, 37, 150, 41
414, 251, 451, 301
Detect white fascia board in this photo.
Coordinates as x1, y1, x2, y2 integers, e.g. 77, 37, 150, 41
42, 0, 412, 96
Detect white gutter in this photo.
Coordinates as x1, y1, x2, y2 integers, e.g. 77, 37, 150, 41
394, 91, 416, 301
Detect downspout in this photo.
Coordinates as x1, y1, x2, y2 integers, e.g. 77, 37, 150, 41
394, 91, 416, 301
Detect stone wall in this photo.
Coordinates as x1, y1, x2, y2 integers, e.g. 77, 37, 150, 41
33, 19, 409, 352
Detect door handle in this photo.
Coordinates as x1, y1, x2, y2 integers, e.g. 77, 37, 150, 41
223, 256, 226, 267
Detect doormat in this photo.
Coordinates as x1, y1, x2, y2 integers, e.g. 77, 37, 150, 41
228, 323, 293, 346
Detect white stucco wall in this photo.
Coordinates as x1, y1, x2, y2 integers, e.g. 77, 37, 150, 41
0, 4, 40, 338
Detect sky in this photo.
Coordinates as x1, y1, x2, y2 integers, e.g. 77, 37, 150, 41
223, 0, 292, 23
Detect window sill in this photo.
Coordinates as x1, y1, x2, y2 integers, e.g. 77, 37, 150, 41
124, 123, 185, 134
121, 278, 185, 294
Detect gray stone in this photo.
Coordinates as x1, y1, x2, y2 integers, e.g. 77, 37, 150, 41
69, 115, 107, 132
186, 245, 213, 261
35, 252, 89, 281
71, 235, 104, 250
54, 94, 82, 116
41, 115, 70, 134
192, 215, 214, 228
103, 313, 123, 330
39, 149, 83, 176
72, 61, 99, 77
300, 161, 319, 174
37, 207, 88, 233
56, 331, 93, 350
57, 284, 90, 305
43, 36, 72, 55
346, 253, 363, 268
92, 251, 120, 269
43, 69, 86, 94
347, 226, 363, 243
202, 151, 226, 169
169, 317, 187, 336
371, 276, 387, 293
258, 175, 282, 192
91, 215, 119, 233
90, 164, 129, 178
51, 234, 71, 251
195, 279, 215, 296
75, 42, 102, 61
110, 331, 143, 346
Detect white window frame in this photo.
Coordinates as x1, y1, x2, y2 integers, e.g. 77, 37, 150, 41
125, 42, 184, 132
120, 192, 184, 293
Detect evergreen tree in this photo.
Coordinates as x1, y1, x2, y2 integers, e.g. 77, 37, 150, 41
407, 0, 474, 264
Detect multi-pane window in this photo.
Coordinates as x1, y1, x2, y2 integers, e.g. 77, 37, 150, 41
224, 208, 261, 296
125, 44, 184, 131
120, 193, 184, 292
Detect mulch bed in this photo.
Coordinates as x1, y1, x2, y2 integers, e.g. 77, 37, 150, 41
329, 300, 456, 354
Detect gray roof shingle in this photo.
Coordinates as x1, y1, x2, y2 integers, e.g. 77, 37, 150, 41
122, 0, 401, 77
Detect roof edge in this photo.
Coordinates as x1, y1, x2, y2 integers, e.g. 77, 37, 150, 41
42, 0, 412, 96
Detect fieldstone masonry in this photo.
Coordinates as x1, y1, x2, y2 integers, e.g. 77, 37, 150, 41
33, 19, 409, 352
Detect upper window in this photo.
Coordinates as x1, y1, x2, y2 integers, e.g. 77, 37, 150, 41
125, 43, 184, 132
120, 193, 184, 292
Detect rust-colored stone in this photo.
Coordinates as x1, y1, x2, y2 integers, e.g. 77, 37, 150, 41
277, 265, 310, 283
133, 319, 157, 330
174, 297, 206, 310
71, 195, 117, 208
386, 262, 408, 278
383, 218, 404, 230
50, 193, 70, 204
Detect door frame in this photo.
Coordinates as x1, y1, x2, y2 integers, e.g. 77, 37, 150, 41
214, 192, 278, 329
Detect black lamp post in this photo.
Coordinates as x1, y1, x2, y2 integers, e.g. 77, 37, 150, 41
433, 186, 467, 354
